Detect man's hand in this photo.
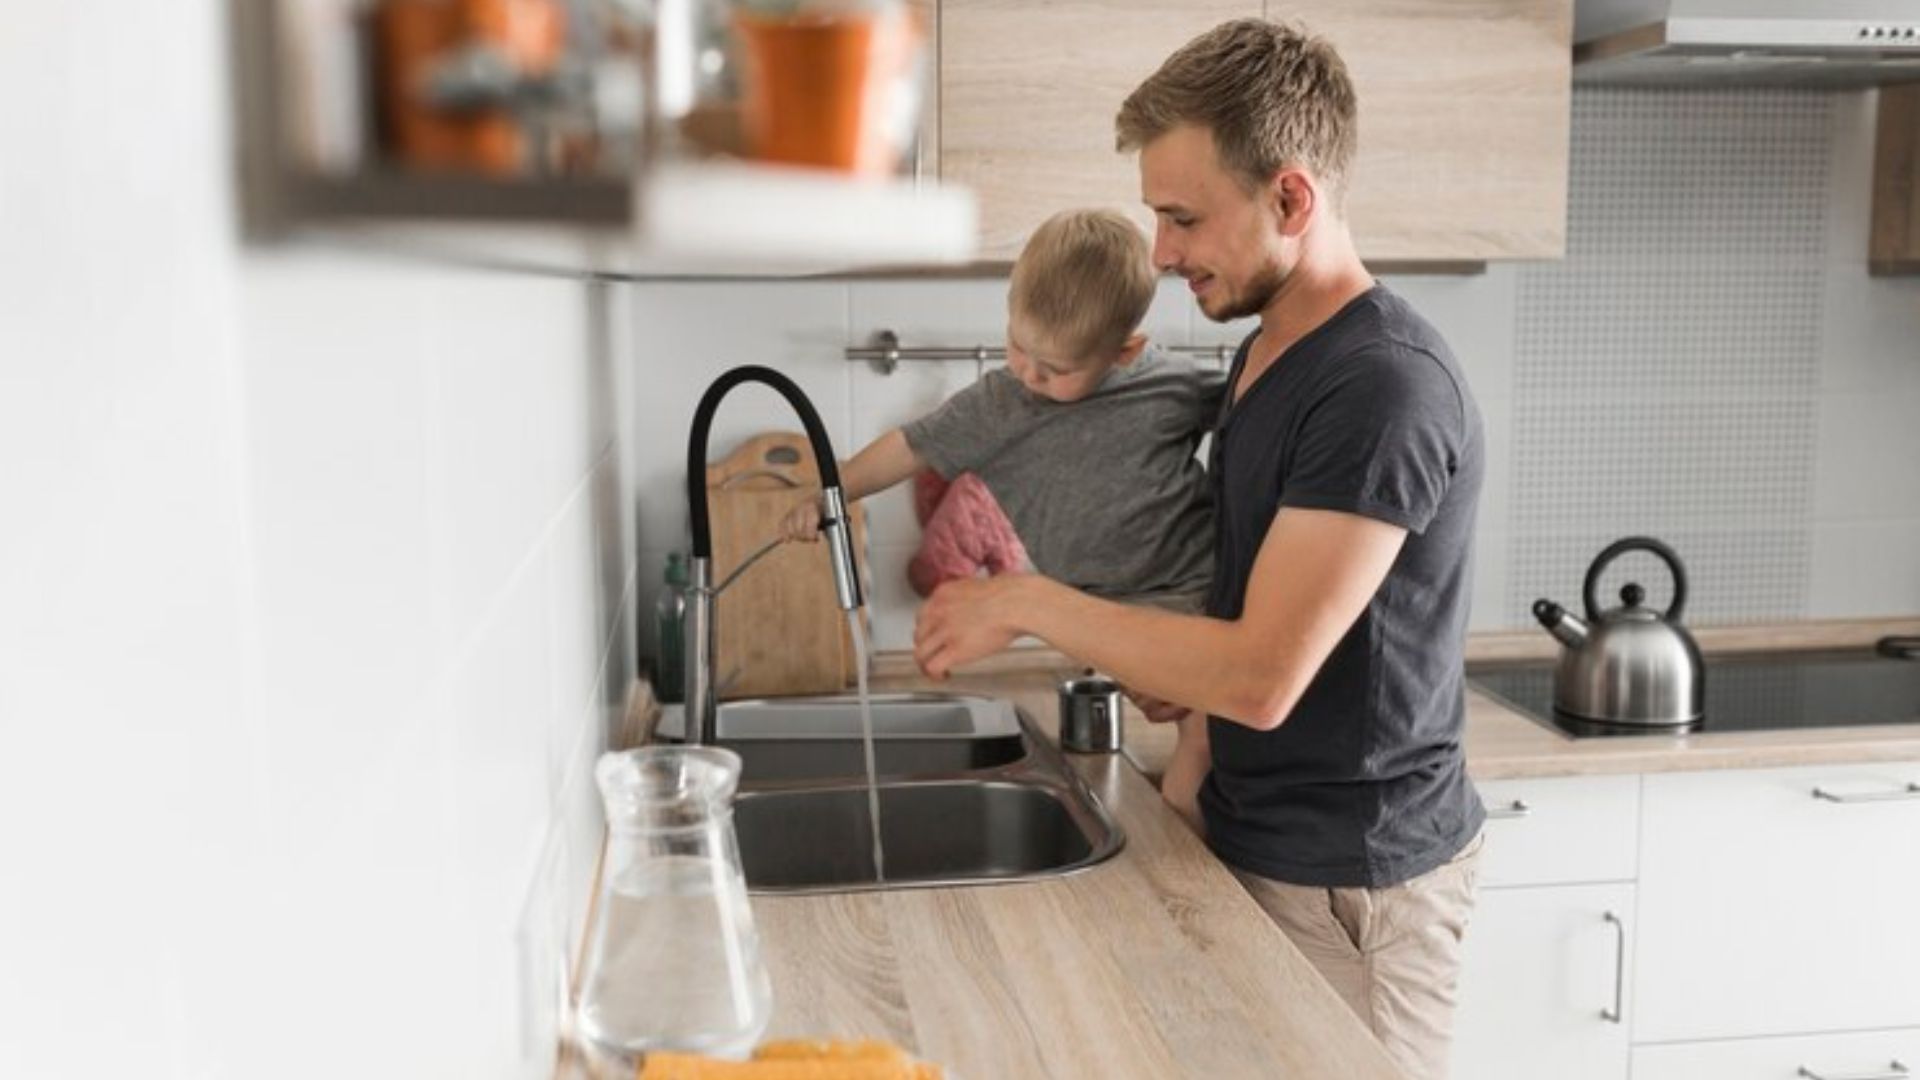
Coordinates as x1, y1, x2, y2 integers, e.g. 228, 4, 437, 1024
913, 575, 1030, 678
1123, 686, 1191, 725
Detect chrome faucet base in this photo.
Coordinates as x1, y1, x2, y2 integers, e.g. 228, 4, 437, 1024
684, 555, 716, 745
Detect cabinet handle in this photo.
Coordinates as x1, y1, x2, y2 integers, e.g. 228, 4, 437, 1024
1484, 798, 1532, 819
1797, 1061, 1908, 1080
1811, 783, 1920, 803
1601, 911, 1625, 1024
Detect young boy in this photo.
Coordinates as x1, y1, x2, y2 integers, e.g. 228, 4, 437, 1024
781, 207, 1221, 826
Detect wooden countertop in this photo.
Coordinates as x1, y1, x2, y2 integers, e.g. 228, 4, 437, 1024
581, 668, 1404, 1079
741, 667, 1404, 1080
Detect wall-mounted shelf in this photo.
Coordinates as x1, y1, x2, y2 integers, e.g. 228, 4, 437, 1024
233, 0, 976, 277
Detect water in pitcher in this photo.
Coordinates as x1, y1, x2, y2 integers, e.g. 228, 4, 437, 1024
575, 854, 771, 1062
574, 747, 770, 1071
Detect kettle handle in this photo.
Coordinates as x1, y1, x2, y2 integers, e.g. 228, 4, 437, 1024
1584, 536, 1688, 622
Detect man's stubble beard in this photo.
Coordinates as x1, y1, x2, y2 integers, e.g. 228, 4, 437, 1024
1201, 258, 1289, 324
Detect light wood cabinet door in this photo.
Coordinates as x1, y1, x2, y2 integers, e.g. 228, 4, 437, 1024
1635, 763, 1920, 1043
1451, 884, 1635, 1080
939, 0, 1259, 261
1871, 82, 1920, 275
1292, 0, 1571, 262
938, 0, 1571, 264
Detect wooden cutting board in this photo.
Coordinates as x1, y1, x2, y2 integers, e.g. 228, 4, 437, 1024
706, 431, 871, 699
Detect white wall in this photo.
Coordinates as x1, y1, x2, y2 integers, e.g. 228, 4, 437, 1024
1, 5, 631, 1077
625, 89, 1920, 654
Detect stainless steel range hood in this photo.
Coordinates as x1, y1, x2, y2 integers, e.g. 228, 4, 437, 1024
1575, 0, 1920, 86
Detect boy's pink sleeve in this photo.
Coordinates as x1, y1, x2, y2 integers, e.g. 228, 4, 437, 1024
908, 472, 1029, 597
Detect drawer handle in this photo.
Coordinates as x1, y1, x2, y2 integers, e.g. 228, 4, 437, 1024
1484, 798, 1532, 819
1811, 783, 1920, 804
1797, 1061, 1908, 1080
1601, 911, 1625, 1024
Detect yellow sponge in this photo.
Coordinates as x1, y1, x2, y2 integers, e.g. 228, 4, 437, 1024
637, 1039, 942, 1080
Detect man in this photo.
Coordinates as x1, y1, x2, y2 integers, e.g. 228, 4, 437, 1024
913, 18, 1486, 1079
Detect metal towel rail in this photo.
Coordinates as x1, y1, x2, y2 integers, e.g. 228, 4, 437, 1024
846, 329, 1239, 375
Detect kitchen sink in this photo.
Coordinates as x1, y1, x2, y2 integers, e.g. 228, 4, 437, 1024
734, 778, 1123, 893
659, 693, 1029, 785
713, 694, 1021, 739
720, 736, 1026, 785
658, 692, 1124, 893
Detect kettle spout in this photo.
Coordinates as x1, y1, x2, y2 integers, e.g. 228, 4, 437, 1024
1532, 599, 1589, 650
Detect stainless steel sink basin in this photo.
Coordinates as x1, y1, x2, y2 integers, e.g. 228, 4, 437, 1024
721, 735, 1027, 785
659, 693, 1029, 786
660, 692, 1126, 893
734, 778, 1123, 893
715, 694, 1021, 739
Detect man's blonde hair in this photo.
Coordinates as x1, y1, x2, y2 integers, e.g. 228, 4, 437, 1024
1115, 18, 1358, 203
1008, 208, 1154, 364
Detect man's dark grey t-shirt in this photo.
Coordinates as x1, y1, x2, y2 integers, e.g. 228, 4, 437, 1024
1200, 285, 1486, 889
901, 349, 1223, 604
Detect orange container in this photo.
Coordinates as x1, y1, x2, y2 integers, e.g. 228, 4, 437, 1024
732, 8, 920, 176
372, 0, 565, 174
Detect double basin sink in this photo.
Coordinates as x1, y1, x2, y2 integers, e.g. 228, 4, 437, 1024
659, 694, 1124, 894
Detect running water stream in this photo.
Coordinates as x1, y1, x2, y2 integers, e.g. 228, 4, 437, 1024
846, 610, 885, 881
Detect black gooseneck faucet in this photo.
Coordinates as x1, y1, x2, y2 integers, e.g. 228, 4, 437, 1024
683, 365, 864, 744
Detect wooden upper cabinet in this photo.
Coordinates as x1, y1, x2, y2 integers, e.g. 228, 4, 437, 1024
1871, 82, 1920, 276
940, 1, 1259, 261
1303, 1, 1571, 263
938, 0, 1572, 265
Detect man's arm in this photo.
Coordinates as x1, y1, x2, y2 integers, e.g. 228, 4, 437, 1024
914, 506, 1406, 730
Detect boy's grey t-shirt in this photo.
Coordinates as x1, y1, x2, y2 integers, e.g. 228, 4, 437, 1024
1200, 285, 1486, 889
900, 348, 1223, 603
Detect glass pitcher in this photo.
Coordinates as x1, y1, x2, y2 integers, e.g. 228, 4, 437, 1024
575, 746, 772, 1069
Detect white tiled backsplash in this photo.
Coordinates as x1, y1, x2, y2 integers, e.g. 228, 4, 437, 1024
626, 87, 1920, 656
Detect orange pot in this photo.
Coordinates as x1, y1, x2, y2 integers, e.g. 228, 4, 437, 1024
372, 0, 565, 174
732, 7, 921, 176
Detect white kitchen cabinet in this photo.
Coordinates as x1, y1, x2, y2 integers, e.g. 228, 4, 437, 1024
1472, 774, 1640, 888
1452, 776, 1640, 1080
1453, 884, 1635, 1080
1632, 1026, 1918, 1080
1634, 763, 1920, 1043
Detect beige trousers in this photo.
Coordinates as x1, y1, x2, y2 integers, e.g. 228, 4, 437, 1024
1232, 829, 1485, 1080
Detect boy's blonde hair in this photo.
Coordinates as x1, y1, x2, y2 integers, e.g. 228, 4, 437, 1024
1008, 208, 1155, 364
1114, 18, 1358, 205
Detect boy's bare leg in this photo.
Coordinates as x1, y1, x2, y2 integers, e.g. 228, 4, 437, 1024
1159, 712, 1210, 834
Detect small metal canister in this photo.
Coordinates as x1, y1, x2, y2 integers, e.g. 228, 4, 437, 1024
1058, 675, 1123, 753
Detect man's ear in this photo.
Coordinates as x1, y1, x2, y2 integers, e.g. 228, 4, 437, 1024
1273, 168, 1317, 237
1115, 332, 1149, 367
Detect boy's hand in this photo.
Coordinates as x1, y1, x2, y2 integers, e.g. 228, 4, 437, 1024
1123, 686, 1191, 725
779, 498, 823, 543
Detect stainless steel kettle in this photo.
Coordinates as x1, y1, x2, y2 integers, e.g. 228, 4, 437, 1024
1532, 537, 1704, 726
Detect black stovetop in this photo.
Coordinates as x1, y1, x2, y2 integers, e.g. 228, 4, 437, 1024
1467, 649, 1920, 740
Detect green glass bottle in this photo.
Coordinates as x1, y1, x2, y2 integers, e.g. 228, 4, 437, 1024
653, 552, 689, 704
